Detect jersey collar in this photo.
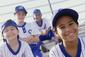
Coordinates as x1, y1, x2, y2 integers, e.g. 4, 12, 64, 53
59, 38, 81, 57
17, 22, 26, 27
6, 39, 21, 55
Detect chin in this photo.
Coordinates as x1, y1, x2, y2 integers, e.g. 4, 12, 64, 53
67, 38, 77, 42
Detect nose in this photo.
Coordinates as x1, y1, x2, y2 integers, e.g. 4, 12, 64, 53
64, 27, 71, 35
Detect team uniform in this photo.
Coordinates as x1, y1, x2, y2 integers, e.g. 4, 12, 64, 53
31, 18, 51, 57
0, 40, 34, 57
32, 19, 51, 35
17, 22, 39, 39
49, 37, 85, 57
17, 22, 42, 57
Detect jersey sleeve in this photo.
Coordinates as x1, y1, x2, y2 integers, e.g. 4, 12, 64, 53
30, 22, 41, 35
24, 43, 34, 57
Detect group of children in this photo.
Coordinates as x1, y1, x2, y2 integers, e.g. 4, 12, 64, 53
0, 5, 85, 57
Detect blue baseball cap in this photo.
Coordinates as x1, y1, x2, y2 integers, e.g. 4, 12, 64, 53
52, 8, 79, 30
33, 9, 41, 15
1, 19, 18, 33
15, 5, 27, 14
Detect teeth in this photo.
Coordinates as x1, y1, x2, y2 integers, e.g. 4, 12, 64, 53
66, 33, 74, 39
70, 33, 74, 36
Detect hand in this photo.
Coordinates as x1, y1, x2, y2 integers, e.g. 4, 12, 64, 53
24, 35, 40, 44
41, 30, 47, 35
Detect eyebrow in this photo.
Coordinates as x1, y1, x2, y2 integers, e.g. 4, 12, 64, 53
58, 19, 74, 27
67, 19, 74, 23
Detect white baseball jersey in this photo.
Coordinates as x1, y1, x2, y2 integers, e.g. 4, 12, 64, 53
32, 19, 51, 35
0, 40, 34, 57
49, 37, 85, 57
17, 22, 39, 39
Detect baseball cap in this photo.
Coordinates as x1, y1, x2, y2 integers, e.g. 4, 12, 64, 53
1, 19, 18, 33
33, 9, 41, 15
52, 8, 79, 29
14, 5, 27, 14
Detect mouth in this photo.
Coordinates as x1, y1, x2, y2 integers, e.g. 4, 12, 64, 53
66, 33, 75, 39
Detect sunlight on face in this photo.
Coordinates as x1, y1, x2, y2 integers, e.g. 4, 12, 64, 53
3, 26, 19, 41
56, 16, 78, 42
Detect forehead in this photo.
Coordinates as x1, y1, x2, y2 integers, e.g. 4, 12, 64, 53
57, 16, 74, 26
33, 12, 42, 16
5, 26, 16, 29
16, 11, 25, 14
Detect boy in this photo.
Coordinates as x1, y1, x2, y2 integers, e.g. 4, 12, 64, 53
14, 5, 54, 57
49, 8, 85, 57
33, 9, 51, 35
0, 19, 34, 57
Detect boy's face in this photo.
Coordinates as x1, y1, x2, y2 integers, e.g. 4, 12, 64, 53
15, 11, 26, 23
3, 26, 19, 41
55, 16, 78, 42
33, 14, 42, 21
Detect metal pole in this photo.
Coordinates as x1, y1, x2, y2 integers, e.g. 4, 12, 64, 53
48, 0, 53, 15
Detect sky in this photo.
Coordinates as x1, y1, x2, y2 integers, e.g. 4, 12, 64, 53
0, 0, 85, 41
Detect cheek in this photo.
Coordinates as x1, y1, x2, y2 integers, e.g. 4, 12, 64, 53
3, 33, 8, 39
13, 30, 19, 35
57, 29, 64, 37
70, 25, 78, 34
16, 15, 25, 19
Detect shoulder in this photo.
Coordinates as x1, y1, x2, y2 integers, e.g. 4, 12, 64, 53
20, 40, 31, 49
0, 42, 6, 52
25, 22, 31, 27
0, 42, 6, 48
43, 19, 48, 23
20, 40, 28, 47
50, 43, 60, 52
49, 43, 60, 56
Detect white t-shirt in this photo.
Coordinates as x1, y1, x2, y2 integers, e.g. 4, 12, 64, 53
49, 38, 85, 57
0, 40, 34, 57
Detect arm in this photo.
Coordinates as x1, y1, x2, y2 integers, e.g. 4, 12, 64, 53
24, 30, 54, 44
24, 35, 40, 44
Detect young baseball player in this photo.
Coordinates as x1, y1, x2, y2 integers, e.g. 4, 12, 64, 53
33, 9, 51, 35
14, 5, 44, 57
0, 19, 34, 57
49, 8, 85, 57
14, 5, 54, 57
15, 5, 44, 43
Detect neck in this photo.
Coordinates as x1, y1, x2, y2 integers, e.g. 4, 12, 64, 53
7, 38, 19, 48
63, 39, 78, 50
17, 21, 25, 26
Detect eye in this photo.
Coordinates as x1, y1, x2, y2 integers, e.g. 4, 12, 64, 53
60, 26, 65, 29
10, 28, 15, 30
4, 29, 9, 33
69, 22, 74, 26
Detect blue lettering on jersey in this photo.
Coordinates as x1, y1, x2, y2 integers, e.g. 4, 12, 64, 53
28, 29, 32, 34
22, 27, 26, 33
